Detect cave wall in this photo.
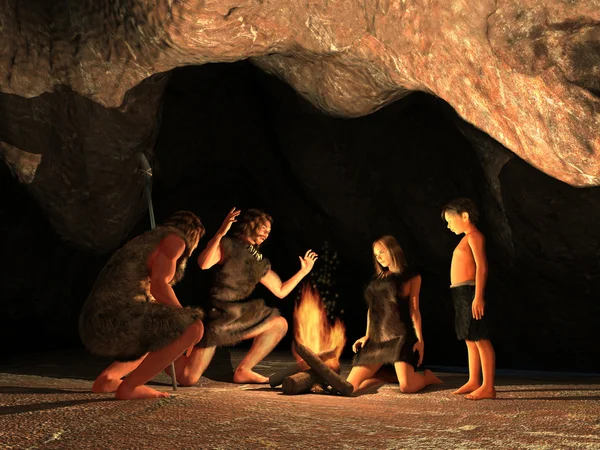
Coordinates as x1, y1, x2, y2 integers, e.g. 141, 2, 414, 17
0, 74, 170, 252
1, 61, 599, 373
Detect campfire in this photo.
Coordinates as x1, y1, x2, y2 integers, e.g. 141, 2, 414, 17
269, 284, 353, 396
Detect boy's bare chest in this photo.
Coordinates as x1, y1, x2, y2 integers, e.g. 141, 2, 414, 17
453, 238, 473, 258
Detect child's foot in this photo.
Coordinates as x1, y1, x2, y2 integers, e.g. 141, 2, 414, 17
233, 368, 268, 384
465, 386, 496, 400
115, 384, 170, 400
92, 376, 122, 393
424, 370, 443, 386
452, 381, 481, 395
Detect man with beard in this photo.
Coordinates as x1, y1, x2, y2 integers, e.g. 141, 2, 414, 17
171, 208, 318, 384
79, 211, 206, 399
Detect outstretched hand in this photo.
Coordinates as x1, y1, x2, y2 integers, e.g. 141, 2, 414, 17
299, 249, 318, 274
218, 207, 240, 237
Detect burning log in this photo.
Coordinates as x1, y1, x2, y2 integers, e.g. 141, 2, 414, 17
281, 370, 320, 395
295, 342, 354, 396
280, 359, 341, 395
269, 347, 337, 388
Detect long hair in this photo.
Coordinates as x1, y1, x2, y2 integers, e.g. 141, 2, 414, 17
163, 211, 205, 252
231, 209, 273, 241
372, 235, 407, 276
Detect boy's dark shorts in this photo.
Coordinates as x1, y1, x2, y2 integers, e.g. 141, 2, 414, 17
451, 284, 491, 341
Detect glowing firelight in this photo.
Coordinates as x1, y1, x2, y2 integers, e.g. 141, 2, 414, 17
293, 284, 346, 360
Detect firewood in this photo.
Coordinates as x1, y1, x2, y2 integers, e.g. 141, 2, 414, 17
295, 342, 353, 396
281, 370, 320, 395
269, 347, 337, 387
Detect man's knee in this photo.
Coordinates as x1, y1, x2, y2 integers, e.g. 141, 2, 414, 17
272, 316, 288, 336
177, 370, 201, 387
188, 319, 204, 343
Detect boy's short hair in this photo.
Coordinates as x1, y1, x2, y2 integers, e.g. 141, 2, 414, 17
441, 198, 479, 224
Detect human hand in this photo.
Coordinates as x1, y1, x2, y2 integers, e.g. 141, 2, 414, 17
472, 297, 485, 320
352, 336, 369, 353
217, 207, 240, 237
299, 249, 318, 274
412, 340, 424, 366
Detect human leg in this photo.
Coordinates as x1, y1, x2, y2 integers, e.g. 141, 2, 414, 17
92, 357, 147, 393
395, 362, 442, 393
169, 345, 217, 386
232, 316, 289, 383
453, 340, 482, 394
346, 364, 386, 396
465, 339, 496, 400
115, 319, 204, 399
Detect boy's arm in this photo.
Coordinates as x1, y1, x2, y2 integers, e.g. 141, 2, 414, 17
468, 231, 488, 320
150, 234, 186, 308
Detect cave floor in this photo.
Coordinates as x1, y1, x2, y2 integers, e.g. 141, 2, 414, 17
1, 349, 599, 450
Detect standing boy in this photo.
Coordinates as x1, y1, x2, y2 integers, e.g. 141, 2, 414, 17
442, 198, 496, 400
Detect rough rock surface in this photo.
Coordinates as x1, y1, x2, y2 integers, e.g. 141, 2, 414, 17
1, 0, 599, 190
0, 74, 170, 251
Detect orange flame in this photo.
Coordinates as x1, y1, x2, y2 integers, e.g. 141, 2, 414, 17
293, 284, 346, 360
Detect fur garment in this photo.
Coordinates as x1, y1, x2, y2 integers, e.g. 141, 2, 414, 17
200, 236, 280, 347
353, 270, 419, 369
79, 226, 204, 361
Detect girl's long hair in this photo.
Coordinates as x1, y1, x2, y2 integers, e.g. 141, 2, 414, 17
373, 235, 407, 277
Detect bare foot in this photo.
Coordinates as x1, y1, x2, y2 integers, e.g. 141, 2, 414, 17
465, 386, 496, 400
115, 384, 170, 400
92, 376, 123, 393
233, 368, 268, 384
424, 370, 443, 386
452, 381, 481, 395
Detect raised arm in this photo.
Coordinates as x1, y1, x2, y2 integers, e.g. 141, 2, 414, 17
197, 207, 240, 270
259, 250, 318, 299
409, 275, 424, 366
149, 234, 186, 308
468, 231, 488, 320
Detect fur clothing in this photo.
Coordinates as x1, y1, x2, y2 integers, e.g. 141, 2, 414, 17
353, 270, 419, 369
79, 226, 204, 361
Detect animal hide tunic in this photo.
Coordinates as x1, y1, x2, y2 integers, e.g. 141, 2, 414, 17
353, 270, 419, 369
79, 226, 204, 362
200, 236, 279, 347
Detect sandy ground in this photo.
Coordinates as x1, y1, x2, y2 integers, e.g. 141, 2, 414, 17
1, 349, 599, 449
